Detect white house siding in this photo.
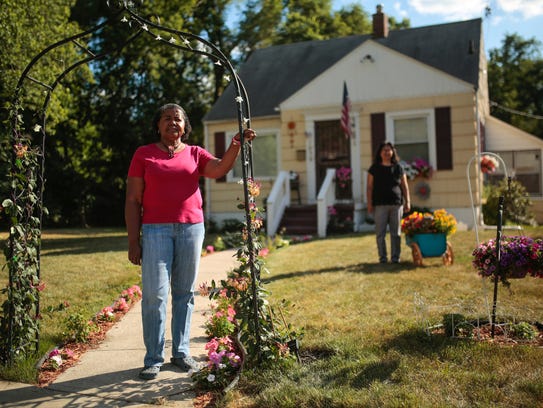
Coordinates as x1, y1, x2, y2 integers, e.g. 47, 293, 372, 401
281, 40, 473, 111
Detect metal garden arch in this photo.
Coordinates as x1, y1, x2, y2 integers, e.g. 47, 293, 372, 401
2, 1, 261, 364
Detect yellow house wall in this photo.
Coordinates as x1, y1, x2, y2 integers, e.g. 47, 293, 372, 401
204, 118, 279, 221
359, 92, 482, 212
204, 89, 488, 226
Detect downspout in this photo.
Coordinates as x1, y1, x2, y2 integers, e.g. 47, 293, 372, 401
204, 122, 211, 222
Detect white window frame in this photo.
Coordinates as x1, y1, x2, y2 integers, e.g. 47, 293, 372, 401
385, 109, 436, 169
226, 128, 280, 182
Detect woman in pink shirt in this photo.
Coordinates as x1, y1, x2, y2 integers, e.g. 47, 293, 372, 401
125, 103, 255, 380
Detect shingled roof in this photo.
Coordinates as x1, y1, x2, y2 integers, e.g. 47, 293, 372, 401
204, 18, 482, 122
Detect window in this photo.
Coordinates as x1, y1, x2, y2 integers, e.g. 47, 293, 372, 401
488, 150, 542, 196
386, 110, 436, 167
228, 130, 278, 180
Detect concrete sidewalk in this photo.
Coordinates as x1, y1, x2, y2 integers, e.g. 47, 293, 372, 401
0, 249, 239, 407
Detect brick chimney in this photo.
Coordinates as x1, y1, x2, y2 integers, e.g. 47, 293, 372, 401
372, 4, 388, 38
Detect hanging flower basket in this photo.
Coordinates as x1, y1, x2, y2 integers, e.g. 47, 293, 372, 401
480, 155, 499, 174
401, 158, 433, 180
472, 235, 543, 285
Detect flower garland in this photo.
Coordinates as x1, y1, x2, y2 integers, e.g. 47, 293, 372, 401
414, 181, 431, 200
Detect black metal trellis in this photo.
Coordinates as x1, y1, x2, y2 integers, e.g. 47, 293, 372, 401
5, 1, 261, 363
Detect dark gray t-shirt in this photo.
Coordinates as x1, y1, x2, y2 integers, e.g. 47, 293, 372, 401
368, 163, 404, 206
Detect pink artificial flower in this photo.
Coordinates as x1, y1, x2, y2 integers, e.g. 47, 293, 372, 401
205, 338, 219, 353
35, 282, 46, 292
227, 305, 236, 322
198, 282, 210, 296
131, 285, 142, 298
114, 297, 129, 313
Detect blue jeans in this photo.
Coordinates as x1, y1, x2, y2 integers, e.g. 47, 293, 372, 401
141, 223, 205, 367
374, 205, 403, 263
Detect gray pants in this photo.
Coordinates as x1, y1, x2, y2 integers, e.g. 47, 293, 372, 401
374, 205, 403, 263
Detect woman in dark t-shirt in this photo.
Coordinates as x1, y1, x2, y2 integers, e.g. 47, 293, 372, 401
366, 142, 411, 263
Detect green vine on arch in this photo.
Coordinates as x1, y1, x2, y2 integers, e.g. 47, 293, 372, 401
0, 100, 45, 364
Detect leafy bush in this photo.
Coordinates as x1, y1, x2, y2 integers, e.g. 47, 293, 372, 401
63, 313, 96, 343
483, 178, 536, 226
510, 322, 537, 340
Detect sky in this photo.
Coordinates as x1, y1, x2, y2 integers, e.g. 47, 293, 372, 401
332, 0, 543, 56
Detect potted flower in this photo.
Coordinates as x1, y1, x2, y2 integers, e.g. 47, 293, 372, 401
472, 235, 543, 286
401, 209, 457, 258
335, 166, 352, 199
480, 154, 499, 174
401, 158, 433, 180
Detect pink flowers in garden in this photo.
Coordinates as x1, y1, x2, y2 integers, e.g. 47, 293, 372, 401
44, 347, 75, 370
196, 282, 244, 388
205, 337, 241, 371
95, 284, 141, 322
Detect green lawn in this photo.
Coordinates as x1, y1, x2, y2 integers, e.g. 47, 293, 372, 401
223, 227, 543, 408
1, 226, 542, 408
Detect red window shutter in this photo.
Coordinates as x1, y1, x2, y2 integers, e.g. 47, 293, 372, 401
370, 113, 385, 156
214, 132, 226, 182
435, 107, 452, 170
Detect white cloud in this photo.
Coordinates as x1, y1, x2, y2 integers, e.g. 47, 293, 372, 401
408, 0, 488, 20
393, 1, 409, 18
496, 0, 543, 19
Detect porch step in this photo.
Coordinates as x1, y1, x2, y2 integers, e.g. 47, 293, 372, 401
278, 205, 317, 235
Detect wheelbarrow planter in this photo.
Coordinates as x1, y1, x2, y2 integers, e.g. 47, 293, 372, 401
405, 233, 453, 266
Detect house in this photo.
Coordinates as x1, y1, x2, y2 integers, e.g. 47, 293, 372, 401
203, 5, 543, 236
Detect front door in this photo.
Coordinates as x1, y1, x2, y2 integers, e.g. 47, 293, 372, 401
315, 120, 351, 195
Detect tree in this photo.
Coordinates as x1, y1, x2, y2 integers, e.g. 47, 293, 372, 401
0, 0, 97, 226
488, 34, 543, 139
236, 1, 409, 57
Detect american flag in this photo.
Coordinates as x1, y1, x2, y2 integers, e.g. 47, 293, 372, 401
340, 81, 352, 139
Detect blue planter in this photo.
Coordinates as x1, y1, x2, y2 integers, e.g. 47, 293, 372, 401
406, 233, 447, 257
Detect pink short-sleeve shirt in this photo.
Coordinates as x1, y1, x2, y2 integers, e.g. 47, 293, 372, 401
127, 144, 215, 224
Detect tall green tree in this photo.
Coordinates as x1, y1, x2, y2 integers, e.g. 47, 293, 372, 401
0, 0, 101, 226
236, 0, 409, 55
488, 34, 543, 139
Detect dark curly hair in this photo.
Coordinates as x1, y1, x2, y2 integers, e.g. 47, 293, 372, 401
152, 103, 192, 142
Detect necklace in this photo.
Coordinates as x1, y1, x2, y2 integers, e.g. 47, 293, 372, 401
160, 141, 181, 159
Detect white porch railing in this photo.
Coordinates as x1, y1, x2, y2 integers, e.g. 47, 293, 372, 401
266, 171, 291, 236
266, 168, 339, 238
317, 168, 337, 238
